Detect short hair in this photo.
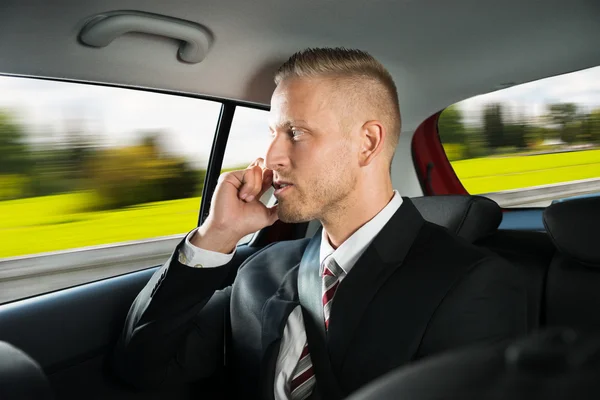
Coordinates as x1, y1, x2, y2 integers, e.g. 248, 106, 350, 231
275, 47, 401, 159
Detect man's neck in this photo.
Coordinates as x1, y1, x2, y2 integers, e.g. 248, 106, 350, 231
321, 186, 395, 249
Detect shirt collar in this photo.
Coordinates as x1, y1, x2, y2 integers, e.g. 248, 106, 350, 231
319, 190, 403, 276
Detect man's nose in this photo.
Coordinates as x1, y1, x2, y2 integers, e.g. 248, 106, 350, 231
265, 133, 290, 170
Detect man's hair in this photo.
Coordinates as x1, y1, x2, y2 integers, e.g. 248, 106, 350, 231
275, 47, 401, 160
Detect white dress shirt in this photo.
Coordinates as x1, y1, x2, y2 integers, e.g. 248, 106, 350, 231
178, 191, 403, 400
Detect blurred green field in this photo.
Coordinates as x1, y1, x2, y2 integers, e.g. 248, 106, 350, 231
1, 149, 599, 258
452, 149, 600, 194
0, 192, 201, 258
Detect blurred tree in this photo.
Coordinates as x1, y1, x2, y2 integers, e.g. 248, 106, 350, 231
589, 108, 600, 144
0, 111, 32, 200
504, 123, 528, 150
563, 122, 580, 145
86, 131, 200, 209
578, 114, 592, 143
483, 104, 505, 151
526, 127, 554, 149
548, 103, 579, 144
438, 105, 466, 144
62, 118, 97, 182
27, 148, 73, 197
439, 105, 493, 159
0, 111, 30, 175
463, 127, 490, 158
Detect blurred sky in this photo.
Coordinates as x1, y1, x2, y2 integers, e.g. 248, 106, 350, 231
0, 65, 598, 168
0, 77, 271, 169
459, 66, 600, 126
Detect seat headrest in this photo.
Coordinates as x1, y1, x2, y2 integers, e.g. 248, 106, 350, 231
411, 195, 502, 242
543, 197, 600, 266
0, 341, 53, 399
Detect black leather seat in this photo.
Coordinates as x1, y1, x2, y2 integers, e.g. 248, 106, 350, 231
543, 197, 600, 331
412, 195, 554, 332
347, 328, 600, 400
0, 341, 53, 400
477, 228, 555, 331
411, 195, 502, 243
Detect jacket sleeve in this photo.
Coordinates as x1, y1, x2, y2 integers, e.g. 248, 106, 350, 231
112, 236, 259, 389
417, 255, 528, 358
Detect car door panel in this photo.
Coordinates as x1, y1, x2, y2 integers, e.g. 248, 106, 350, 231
0, 244, 262, 399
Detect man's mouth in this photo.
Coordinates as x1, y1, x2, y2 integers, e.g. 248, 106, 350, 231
273, 181, 293, 196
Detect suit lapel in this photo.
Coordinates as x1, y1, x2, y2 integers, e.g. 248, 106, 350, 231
326, 198, 426, 374
259, 265, 300, 400
297, 232, 326, 340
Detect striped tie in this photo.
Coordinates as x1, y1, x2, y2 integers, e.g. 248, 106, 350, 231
290, 256, 343, 400
321, 256, 344, 330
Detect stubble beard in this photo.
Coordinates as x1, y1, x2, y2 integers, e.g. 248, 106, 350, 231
277, 194, 309, 223
277, 165, 357, 224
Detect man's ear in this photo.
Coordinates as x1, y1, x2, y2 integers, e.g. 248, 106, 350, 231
359, 120, 386, 167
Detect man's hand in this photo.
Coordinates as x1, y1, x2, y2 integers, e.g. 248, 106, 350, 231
191, 158, 278, 253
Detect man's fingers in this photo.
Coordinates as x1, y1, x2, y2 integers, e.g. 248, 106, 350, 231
254, 157, 274, 199
239, 167, 257, 200
240, 159, 272, 202
249, 157, 266, 169
241, 166, 260, 202
258, 169, 274, 199
246, 166, 263, 202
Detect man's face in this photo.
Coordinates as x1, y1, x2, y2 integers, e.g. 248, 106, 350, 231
266, 77, 360, 223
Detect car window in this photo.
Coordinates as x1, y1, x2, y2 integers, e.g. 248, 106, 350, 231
222, 105, 272, 244
222, 105, 270, 172
0, 76, 222, 303
438, 66, 600, 208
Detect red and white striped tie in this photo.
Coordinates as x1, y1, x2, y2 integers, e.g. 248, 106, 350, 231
290, 256, 343, 400
321, 256, 344, 329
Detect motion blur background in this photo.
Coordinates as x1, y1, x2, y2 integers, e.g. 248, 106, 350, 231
0, 66, 599, 302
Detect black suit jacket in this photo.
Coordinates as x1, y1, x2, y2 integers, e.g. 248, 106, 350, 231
113, 198, 528, 399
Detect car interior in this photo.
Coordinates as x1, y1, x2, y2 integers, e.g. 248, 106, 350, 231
346, 328, 600, 400
0, 340, 53, 400
0, 0, 599, 399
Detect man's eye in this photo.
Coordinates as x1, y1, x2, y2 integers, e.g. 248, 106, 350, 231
291, 130, 303, 140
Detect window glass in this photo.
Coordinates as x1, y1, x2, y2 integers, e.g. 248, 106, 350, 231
222, 106, 270, 169
0, 76, 221, 302
438, 66, 600, 207
222, 105, 273, 244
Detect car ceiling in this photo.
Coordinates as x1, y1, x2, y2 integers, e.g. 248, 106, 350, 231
0, 0, 599, 132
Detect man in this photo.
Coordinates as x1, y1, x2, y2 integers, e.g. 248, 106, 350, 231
113, 48, 527, 399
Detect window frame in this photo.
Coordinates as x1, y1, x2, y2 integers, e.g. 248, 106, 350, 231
412, 111, 468, 196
